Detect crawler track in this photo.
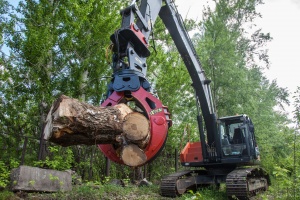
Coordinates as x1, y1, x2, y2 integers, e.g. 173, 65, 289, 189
160, 170, 193, 197
160, 167, 270, 199
226, 167, 269, 199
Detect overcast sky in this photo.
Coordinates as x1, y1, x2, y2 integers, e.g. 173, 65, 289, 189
176, 0, 300, 117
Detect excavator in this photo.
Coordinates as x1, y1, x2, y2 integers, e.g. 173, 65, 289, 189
99, 0, 270, 199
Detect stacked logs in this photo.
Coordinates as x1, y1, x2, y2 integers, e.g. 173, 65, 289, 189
43, 95, 150, 167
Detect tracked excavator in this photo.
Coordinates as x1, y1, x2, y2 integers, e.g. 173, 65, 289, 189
99, 0, 270, 199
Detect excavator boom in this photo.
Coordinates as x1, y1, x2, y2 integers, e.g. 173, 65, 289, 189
99, 0, 270, 198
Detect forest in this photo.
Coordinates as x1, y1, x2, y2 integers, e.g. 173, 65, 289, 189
0, 0, 299, 199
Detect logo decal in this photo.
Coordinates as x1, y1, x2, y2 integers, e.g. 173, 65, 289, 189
149, 108, 162, 115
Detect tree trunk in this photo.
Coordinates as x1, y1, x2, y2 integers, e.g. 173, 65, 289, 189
43, 95, 151, 167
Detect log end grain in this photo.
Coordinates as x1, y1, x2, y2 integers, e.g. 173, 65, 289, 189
121, 144, 147, 167
123, 112, 150, 141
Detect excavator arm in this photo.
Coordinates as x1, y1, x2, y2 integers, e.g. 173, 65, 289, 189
159, 1, 221, 160
99, 0, 219, 165
99, 1, 270, 198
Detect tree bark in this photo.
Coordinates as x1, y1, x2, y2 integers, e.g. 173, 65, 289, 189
43, 95, 151, 167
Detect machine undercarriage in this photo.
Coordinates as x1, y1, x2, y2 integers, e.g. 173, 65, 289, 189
160, 166, 270, 199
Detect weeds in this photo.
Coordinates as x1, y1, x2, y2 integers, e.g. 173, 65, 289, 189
0, 182, 284, 200
0, 191, 14, 200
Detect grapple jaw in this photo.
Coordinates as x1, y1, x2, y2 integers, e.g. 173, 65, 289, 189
98, 87, 171, 166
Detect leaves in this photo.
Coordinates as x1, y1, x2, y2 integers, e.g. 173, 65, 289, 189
293, 86, 300, 124
0, 161, 10, 188
0, 0, 124, 179
0, 1, 299, 197
34, 146, 74, 171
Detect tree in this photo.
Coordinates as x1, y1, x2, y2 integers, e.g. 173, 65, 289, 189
0, 1, 296, 195
291, 87, 300, 196
1, 0, 125, 178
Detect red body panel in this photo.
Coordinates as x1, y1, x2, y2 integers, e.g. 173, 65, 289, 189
180, 142, 203, 163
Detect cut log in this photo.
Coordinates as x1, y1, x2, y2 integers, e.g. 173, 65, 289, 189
43, 95, 150, 148
121, 144, 147, 167
123, 112, 150, 149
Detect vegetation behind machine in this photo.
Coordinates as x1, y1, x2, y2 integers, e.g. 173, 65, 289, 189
0, 0, 299, 199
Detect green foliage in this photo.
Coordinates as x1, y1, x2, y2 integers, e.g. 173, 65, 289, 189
196, 0, 279, 117
0, 158, 19, 189
185, 190, 203, 200
273, 165, 292, 186
34, 146, 74, 170
0, 190, 14, 200
0, 183, 280, 200
293, 86, 300, 123
20, 183, 165, 200
261, 86, 300, 199
0, 161, 10, 188
0, 0, 298, 199
1, 0, 123, 183
183, 186, 228, 200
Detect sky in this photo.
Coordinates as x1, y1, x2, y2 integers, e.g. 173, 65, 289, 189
175, 0, 300, 118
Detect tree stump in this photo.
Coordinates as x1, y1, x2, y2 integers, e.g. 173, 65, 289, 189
43, 95, 151, 167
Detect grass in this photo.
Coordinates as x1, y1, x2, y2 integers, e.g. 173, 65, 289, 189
0, 182, 277, 200
0, 190, 15, 200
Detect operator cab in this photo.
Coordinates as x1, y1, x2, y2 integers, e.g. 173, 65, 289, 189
218, 115, 259, 162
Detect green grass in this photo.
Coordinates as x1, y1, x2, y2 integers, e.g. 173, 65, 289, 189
0, 182, 276, 200
0, 190, 14, 200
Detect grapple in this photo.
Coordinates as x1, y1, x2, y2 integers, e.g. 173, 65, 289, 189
99, 0, 172, 166
98, 87, 171, 166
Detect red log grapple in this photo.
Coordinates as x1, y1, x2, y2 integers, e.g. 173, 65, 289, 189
99, 87, 171, 166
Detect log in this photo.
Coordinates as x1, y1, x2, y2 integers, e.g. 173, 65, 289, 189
43, 95, 150, 149
43, 95, 152, 167
123, 112, 150, 149
121, 144, 147, 167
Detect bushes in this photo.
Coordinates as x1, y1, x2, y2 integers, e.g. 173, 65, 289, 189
34, 146, 74, 171
0, 159, 19, 189
0, 161, 9, 189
